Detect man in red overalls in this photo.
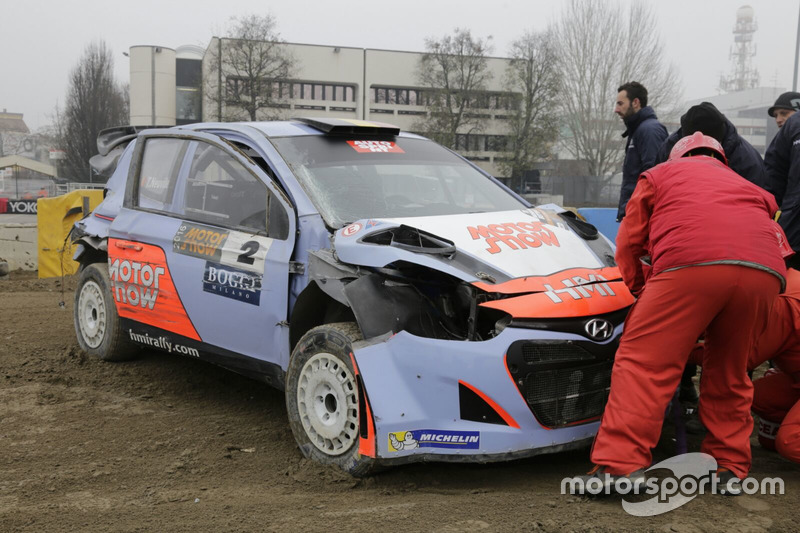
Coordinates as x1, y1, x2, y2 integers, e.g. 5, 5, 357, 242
686, 269, 800, 462
746, 268, 800, 462
574, 132, 788, 495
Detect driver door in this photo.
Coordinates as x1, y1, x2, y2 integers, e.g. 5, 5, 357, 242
109, 130, 296, 371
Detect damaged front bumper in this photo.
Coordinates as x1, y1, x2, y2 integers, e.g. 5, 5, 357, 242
352, 324, 622, 463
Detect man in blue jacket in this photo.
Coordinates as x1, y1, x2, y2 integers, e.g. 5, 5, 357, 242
614, 82, 668, 222
765, 111, 800, 269
657, 102, 765, 188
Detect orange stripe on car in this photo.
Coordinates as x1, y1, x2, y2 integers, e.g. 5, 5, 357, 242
459, 379, 520, 429
350, 352, 377, 458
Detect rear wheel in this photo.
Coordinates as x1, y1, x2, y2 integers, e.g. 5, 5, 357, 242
74, 262, 138, 361
285, 322, 376, 476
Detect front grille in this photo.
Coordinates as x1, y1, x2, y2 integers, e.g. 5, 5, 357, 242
522, 343, 593, 364
506, 338, 618, 428
524, 361, 612, 427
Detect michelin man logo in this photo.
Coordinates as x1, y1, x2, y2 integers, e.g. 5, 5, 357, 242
388, 431, 418, 451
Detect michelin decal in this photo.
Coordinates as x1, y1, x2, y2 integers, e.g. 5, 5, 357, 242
388, 430, 480, 452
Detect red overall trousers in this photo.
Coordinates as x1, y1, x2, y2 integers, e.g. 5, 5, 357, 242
749, 276, 800, 463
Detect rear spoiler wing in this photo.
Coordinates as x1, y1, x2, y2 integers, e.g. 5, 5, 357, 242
91, 125, 171, 179
96, 125, 170, 156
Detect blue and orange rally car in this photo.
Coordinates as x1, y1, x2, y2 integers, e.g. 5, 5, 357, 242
71, 118, 633, 475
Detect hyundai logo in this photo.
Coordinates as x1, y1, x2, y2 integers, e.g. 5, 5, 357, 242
584, 318, 613, 341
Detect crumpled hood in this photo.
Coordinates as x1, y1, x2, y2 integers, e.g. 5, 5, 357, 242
333, 208, 608, 282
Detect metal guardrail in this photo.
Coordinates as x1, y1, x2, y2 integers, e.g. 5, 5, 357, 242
55, 182, 105, 195
507, 175, 619, 208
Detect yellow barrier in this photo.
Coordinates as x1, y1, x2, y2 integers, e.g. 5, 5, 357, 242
37, 190, 104, 278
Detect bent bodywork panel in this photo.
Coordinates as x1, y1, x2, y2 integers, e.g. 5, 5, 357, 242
351, 326, 621, 460
334, 208, 613, 281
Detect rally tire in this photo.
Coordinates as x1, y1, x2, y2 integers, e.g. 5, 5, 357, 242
285, 322, 377, 477
74, 262, 138, 362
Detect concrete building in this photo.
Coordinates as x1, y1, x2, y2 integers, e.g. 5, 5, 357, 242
129, 40, 518, 178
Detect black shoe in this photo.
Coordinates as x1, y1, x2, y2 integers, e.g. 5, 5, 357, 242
714, 468, 743, 496
684, 407, 706, 434
567, 465, 646, 496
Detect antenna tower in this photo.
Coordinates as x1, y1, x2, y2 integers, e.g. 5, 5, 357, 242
719, 5, 760, 93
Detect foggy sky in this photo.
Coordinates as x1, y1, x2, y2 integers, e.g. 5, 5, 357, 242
3, 0, 798, 131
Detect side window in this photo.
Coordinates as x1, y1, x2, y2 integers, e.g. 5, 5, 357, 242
184, 142, 289, 238
138, 138, 188, 210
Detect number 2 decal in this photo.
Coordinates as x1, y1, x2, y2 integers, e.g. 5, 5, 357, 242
237, 241, 260, 265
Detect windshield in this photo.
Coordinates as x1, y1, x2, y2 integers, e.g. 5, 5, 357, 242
269, 135, 526, 227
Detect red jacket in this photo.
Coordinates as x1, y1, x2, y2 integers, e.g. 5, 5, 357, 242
617, 156, 787, 296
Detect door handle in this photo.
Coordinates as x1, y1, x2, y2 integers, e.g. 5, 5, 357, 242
114, 240, 143, 252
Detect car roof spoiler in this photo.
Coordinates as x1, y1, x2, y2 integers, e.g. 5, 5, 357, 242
96, 125, 171, 156
295, 117, 400, 136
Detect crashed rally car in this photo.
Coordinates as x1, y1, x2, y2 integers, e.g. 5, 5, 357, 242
71, 117, 632, 475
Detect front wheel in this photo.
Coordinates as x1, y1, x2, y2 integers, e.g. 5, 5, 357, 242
285, 322, 376, 476
74, 262, 138, 361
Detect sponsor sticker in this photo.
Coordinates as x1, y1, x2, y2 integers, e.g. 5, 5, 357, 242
173, 222, 229, 261
8, 199, 37, 214
108, 257, 165, 310
542, 273, 617, 304
141, 174, 170, 193
127, 329, 200, 357
173, 221, 272, 273
108, 239, 200, 341
467, 220, 561, 254
346, 140, 405, 154
387, 429, 480, 452
203, 261, 262, 305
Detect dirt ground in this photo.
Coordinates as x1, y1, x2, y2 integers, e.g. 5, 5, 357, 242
1, 270, 798, 532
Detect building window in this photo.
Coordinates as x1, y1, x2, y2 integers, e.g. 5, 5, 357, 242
453, 134, 511, 153
176, 58, 202, 88
176, 88, 201, 124
223, 77, 357, 104
369, 86, 514, 110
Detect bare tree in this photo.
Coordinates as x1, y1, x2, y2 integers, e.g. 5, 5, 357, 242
205, 14, 295, 121
415, 29, 493, 149
556, 0, 682, 180
500, 30, 561, 186
56, 41, 128, 181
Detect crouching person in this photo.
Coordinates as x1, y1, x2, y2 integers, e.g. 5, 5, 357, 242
572, 133, 788, 495
685, 269, 800, 462
749, 269, 800, 463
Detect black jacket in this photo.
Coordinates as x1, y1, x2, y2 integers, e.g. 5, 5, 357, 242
765, 111, 800, 251
656, 118, 766, 188
618, 106, 668, 220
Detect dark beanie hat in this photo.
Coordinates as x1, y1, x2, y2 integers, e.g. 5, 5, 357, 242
680, 102, 726, 144
768, 92, 800, 117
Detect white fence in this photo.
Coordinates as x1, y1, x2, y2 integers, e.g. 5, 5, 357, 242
55, 182, 105, 195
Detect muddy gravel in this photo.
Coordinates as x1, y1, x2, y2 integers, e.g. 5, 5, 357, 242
1, 270, 798, 532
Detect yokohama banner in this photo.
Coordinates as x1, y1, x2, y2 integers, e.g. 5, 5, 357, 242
2, 199, 38, 214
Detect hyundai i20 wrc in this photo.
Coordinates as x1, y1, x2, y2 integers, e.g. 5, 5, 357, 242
71, 118, 633, 475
